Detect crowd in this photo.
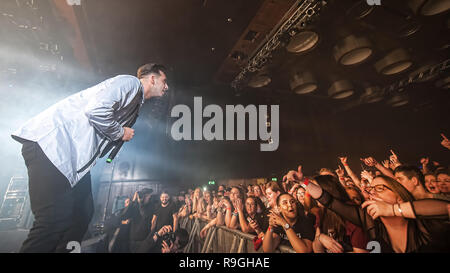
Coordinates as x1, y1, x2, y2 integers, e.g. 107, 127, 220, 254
102, 134, 450, 253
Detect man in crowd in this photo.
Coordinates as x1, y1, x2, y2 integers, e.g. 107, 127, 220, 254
152, 191, 179, 234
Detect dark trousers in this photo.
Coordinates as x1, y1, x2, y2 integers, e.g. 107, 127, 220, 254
19, 141, 94, 253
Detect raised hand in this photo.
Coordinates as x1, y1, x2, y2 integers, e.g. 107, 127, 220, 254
161, 240, 174, 253
441, 133, 450, 150
381, 160, 390, 169
297, 165, 304, 181
361, 157, 377, 167
268, 210, 286, 227
335, 165, 345, 177
339, 157, 348, 165
420, 157, 429, 166
389, 150, 401, 168
234, 198, 244, 212
361, 170, 374, 183
283, 170, 302, 183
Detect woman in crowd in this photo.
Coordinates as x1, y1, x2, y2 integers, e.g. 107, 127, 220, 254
288, 171, 450, 252
234, 196, 269, 236
227, 186, 246, 230
198, 190, 216, 221
310, 175, 368, 253
253, 185, 268, 208
436, 168, 450, 195
262, 193, 315, 253
265, 181, 284, 210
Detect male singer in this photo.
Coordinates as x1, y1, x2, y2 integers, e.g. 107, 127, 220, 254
11, 63, 168, 252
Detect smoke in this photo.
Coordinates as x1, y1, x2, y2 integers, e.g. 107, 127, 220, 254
0, 43, 101, 202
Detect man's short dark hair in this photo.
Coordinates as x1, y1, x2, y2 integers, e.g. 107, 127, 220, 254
175, 228, 189, 249
435, 167, 449, 177
137, 63, 167, 79
394, 165, 426, 189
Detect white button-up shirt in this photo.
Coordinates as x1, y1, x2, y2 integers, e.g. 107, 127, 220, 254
11, 75, 144, 187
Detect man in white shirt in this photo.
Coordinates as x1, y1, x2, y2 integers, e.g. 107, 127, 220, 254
11, 63, 169, 252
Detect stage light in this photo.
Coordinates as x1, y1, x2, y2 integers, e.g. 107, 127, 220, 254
374, 48, 413, 75
248, 67, 271, 88
386, 94, 409, 107
286, 30, 319, 54
408, 0, 450, 16
328, 80, 354, 99
333, 35, 373, 66
361, 86, 383, 103
290, 71, 318, 94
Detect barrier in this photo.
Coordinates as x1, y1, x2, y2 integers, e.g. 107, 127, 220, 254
181, 217, 295, 253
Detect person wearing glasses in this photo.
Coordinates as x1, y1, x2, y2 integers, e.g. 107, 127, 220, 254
284, 169, 449, 253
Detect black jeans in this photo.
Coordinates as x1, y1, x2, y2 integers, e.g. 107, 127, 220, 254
19, 141, 94, 253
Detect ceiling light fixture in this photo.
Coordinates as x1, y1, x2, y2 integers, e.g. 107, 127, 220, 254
328, 80, 354, 99
374, 48, 413, 75
408, 0, 450, 16
386, 94, 409, 107
333, 35, 373, 65
290, 71, 318, 94
286, 30, 319, 54
346, 0, 375, 20
248, 67, 271, 88
361, 86, 384, 103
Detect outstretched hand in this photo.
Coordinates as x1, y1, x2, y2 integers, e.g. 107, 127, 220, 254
360, 157, 377, 167
389, 150, 401, 168
441, 133, 450, 150
361, 199, 393, 219
335, 165, 345, 177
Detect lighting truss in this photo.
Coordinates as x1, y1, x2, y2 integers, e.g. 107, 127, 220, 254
231, 0, 327, 89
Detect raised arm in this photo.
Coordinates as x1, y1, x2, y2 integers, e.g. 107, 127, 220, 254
362, 198, 450, 220
339, 157, 361, 187
440, 133, 450, 150
361, 157, 395, 179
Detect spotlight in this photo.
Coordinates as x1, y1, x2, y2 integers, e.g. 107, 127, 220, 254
328, 80, 354, 99
374, 48, 413, 75
333, 35, 373, 65
248, 68, 271, 88
386, 94, 409, 107
286, 30, 319, 54
361, 86, 383, 103
408, 0, 450, 16
346, 0, 375, 20
290, 71, 318, 94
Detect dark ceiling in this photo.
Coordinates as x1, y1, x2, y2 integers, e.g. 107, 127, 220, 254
77, 0, 265, 87
1, 0, 449, 187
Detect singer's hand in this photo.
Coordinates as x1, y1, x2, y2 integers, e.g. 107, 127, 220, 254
122, 127, 134, 141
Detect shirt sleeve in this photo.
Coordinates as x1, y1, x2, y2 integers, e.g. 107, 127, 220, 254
84, 76, 140, 141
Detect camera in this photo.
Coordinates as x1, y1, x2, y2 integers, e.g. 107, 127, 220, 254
161, 232, 176, 245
